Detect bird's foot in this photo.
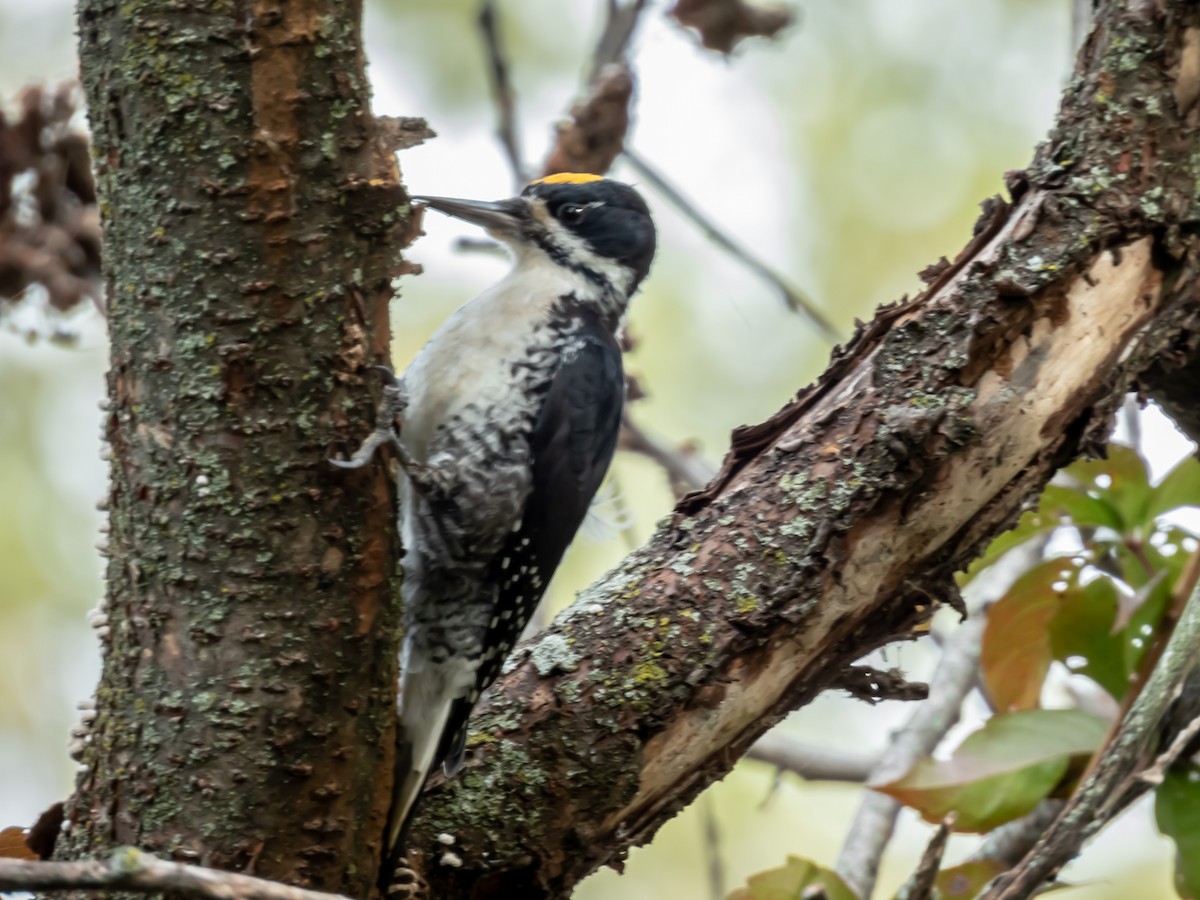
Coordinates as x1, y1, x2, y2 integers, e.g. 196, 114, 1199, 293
384, 857, 428, 899
330, 366, 408, 470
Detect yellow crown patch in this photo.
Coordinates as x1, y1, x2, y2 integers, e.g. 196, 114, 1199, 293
530, 172, 605, 186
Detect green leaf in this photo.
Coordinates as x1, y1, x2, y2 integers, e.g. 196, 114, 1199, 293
875, 709, 1108, 833
1142, 528, 1198, 586
1155, 764, 1200, 900
1039, 485, 1124, 533
982, 558, 1081, 711
1062, 444, 1153, 531
1145, 455, 1200, 523
1047, 574, 1128, 700
727, 855, 856, 900
935, 860, 1006, 898
1121, 572, 1173, 678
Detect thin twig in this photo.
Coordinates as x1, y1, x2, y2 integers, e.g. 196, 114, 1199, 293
895, 816, 953, 900
966, 800, 1065, 868
620, 147, 841, 340
1138, 713, 1200, 786
700, 794, 726, 900
746, 731, 880, 783
981, 552, 1200, 899
453, 237, 508, 257
618, 411, 716, 497
587, 0, 650, 84
833, 612, 986, 899
0, 847, 350, 900
478, 0, 528, 189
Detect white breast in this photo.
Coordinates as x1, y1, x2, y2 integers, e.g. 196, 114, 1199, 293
399, 250, 601, 462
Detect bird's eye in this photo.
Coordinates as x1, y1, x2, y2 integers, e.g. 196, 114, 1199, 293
559, 204, 587, 225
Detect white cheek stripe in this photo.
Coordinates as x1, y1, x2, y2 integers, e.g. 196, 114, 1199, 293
529, 200, 635, 297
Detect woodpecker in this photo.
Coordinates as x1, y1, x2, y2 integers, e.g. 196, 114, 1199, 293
333, 172, 656, 884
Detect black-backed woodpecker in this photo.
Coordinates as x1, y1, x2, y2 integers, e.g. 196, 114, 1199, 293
334, 173, 656, 885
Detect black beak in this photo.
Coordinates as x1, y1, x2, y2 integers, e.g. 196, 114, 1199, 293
411, 195, 528, 235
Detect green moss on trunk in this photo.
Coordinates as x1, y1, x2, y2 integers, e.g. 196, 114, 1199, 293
66, 1, 411, 894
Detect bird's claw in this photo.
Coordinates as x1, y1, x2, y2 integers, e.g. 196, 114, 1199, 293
372, 363, 400, 387
328, 428, 400, 470
329, 366, 408, 471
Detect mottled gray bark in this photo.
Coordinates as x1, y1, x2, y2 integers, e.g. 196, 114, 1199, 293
64, 1, 414, 895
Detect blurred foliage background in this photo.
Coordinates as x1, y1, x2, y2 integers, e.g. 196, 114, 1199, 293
0, 0, 1194, 897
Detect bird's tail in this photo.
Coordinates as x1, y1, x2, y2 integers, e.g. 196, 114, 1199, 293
379, 739, 427, 893
378, 667, 464, 892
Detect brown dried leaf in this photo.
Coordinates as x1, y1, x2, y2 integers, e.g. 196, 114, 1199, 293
25, 801, 63, 860
0, 80, 102, 327
0, 826, 38, 860
672, 0, 793, 55
542, 64, 633, 178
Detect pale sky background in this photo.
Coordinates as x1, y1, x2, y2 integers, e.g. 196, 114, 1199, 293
0, 1, 1196, 898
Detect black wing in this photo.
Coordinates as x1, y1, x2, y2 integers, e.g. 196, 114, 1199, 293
436, 316, 625, 773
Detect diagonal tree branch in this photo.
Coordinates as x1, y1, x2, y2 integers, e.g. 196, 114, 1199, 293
400, 4, 1200, 897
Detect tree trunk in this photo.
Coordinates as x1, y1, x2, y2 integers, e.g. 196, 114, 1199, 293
63, 1, 412, 894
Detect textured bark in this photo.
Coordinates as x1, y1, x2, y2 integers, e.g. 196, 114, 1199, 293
1145, 344, 1200, 446
65, 1, 412, 895
406, 4, 1200, 897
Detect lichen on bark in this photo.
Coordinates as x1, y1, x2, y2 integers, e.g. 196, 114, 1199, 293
65, 1, 413, 894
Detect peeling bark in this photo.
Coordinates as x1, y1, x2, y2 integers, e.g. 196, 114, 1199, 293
65, 1, 411, 895
407, 3, 1200, 897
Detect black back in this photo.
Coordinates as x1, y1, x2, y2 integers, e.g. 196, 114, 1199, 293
435, 312, 625, 772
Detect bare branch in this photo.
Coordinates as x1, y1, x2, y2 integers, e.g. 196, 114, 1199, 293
478, 0, 528, 189
966, 801, 1066, 869
587, 0, 649, 85
834, 614, 985, 899
620, 147, 841, 339
701, 795, 726, 900
745, 731, 879, 783
618, 410, 717, 496
1140, 712, 1200, 786
0, 848, 351, 900
895, 817, 953, 900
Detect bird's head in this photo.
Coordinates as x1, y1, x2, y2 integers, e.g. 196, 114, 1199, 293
414, 173, 657, 302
